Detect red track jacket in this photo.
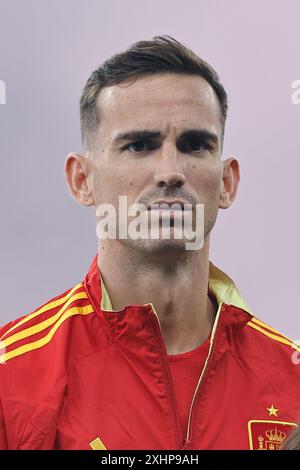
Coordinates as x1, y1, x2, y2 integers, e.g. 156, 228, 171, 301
0, 254, 300, 450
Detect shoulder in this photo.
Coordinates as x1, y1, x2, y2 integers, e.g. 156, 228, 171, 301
0, 282, 95, 365
245, 315, 299, 351
241, 313, 300, 365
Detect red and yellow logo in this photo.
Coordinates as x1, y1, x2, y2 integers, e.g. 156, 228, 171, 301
248, 420, 297, 450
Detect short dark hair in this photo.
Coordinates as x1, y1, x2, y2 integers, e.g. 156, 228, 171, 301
80, 35, 228, 151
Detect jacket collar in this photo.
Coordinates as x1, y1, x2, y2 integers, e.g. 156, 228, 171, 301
208, 261, 251, 314
84, 254, 251, 319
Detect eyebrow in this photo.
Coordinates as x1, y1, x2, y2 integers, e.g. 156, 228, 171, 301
112, 129, 219, 146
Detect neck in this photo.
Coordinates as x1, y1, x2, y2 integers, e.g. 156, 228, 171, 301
97, 239, 217, 355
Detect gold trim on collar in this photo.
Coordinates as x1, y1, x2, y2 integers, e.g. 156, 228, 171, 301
208, 262, 251, 313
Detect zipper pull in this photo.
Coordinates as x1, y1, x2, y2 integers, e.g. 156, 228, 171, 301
182, 438, 191, 450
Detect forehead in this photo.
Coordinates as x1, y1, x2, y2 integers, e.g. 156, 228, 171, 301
97, 74, 223, 142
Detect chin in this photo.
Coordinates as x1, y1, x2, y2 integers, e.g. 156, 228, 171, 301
123, 237, 192, 256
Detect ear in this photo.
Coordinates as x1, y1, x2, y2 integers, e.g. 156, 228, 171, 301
219, 157, 240, 209
64, 152, 95, 207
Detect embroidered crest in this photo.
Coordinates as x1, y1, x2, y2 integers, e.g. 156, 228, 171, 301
248, 420, 297, 450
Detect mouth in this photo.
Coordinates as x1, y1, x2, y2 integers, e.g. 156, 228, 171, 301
147, 200, 192, 211
146, 201, 193, 229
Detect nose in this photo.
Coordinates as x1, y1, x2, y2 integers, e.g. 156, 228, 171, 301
154, 144, 186, 188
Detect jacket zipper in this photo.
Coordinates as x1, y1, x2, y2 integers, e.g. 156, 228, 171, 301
183, 302, 224, 448
149, 301, 224, 450
149, 303, 183, 449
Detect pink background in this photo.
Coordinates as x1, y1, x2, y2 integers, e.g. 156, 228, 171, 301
0, 0, 299, 339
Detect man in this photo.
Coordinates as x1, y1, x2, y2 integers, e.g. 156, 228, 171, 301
0, 36, 299, 450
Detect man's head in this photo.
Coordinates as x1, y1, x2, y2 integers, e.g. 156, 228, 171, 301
79, 35, 228, 152
65, 36, 239, 255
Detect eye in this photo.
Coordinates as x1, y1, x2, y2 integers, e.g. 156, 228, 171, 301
183, 139, 209, 153
124, 141, 146, 153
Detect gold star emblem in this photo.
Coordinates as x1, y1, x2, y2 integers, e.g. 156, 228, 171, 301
267, 404, 279, 417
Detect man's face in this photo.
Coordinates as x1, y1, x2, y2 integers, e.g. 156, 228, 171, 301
90, 73, 225, 254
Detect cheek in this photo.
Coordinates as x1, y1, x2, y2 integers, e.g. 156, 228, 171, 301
92, 164, 140, 207
189, 162, 222, 200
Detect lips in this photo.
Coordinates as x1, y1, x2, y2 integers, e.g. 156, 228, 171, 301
147, 200, 192, 210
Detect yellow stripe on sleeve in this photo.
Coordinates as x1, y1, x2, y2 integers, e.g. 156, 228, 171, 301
0, 305, 94, 363
0, 291, 88, 349
250, 317, 292, 340
247, 321, 300, 352
1, 283, 84, 339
